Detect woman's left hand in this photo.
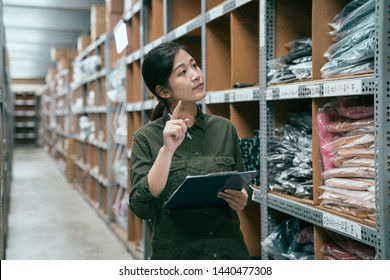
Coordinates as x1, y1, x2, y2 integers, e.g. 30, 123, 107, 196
217, 188, 249, 211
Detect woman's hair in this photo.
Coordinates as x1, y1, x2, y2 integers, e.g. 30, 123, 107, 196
142, 41, 184, 120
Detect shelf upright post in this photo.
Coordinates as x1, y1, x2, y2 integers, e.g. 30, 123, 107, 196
105, 34, 114, 222
165, 0, 172, 34
374, 0, 390, 260
140, 0, 152, 260
140, 0, 148, 125
259, 0, 277, 259
200, 0, 206, 114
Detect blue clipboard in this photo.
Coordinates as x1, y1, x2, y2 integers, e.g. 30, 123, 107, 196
163, 170, 258, 209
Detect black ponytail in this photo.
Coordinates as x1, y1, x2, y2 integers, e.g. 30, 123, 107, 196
151, 99, 168, 121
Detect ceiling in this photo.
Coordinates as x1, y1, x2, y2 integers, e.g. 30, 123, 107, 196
3, 0, 105, 81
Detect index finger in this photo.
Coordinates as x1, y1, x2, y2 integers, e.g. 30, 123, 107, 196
171, 100, 182, 120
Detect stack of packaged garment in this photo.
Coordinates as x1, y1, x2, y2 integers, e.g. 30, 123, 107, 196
268, 112, 313, 199
317, 96, 375, 223
267, 38, 312, 85
321, 0, 375, 78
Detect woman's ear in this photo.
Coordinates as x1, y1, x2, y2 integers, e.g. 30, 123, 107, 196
155, 85, 170, 98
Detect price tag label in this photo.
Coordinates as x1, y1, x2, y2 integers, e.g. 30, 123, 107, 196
322, 212, 362, 239
323, 79, 362, 96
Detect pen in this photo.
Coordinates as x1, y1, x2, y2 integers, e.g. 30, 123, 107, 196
167, 113, 192, 140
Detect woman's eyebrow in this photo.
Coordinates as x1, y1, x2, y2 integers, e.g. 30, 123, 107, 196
173, 58, 195, 73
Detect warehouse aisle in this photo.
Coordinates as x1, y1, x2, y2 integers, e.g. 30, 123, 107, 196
6, 147, 134, 260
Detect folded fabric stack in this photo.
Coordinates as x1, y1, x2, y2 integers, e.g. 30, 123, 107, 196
317, 96, 375, 222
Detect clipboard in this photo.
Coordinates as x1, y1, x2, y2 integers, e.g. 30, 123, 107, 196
163, 170, 258, 209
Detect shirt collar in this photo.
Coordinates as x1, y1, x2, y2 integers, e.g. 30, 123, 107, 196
162, 105, 206, 132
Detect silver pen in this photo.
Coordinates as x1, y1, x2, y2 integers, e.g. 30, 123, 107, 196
167, 113, 192, 139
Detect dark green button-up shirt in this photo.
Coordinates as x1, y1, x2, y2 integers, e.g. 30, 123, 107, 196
129, 107, 252, 260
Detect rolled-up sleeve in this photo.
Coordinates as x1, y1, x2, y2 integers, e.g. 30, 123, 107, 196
129, 133, 162, 220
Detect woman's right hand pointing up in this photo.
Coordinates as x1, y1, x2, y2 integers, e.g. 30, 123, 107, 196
163, 100, 190, 152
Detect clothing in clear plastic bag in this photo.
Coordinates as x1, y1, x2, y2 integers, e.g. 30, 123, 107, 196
324, 26, 375, 60
321, 36, 375, 72
261, 218, 313, 260
321, 60, 374, 79
321, 166, 375, 180
333, 0, 370, 21
268, 112, 313, 198
325, 177, 374, 191
329, 0, 374, 33
267, 38, 312, 85
326, 230, 376, 260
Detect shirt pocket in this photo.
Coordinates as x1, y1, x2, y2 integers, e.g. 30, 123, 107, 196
213, 155, 235, 172
165, 159, 187, 197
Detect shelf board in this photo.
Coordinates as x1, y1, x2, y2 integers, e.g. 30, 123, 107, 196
123, 1, 142, 22
74, 34, 108, 63
266, 75, 375, 100
266, 192, 377, 248
206, 87, 260, 104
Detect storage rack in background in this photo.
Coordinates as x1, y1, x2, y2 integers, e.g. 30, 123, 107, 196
13, 91, 40, 146
40, 0, 390, 260
0, 0, 14, 260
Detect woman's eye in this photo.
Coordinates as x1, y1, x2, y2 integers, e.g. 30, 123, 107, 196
179, 69, 187, 75
192, 63, 198, 68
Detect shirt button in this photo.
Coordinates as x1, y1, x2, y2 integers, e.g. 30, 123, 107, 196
209, 231, 214, 236
213, 253, 217, 258
194, 152, 199, 156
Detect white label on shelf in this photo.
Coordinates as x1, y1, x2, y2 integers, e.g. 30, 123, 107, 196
175, 25, 187, 39
235, 89, 254, 101
252, 189, 262, 203
209, 6, 223, 21
322, 212, 362, 239
209, 92, 225, 103
306, 84, 321, 97
266, 89, 273, 100
279, 84, 299, 99
226, 92, 235, 102
323, 79, 362, 96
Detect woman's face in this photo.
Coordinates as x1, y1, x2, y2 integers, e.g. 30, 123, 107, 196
167, 49, 205, 104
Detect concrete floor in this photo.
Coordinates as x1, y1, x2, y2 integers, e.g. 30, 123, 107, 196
6, 147, 134, 260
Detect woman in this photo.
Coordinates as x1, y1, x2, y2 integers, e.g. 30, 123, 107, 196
129, 41, 253, 260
